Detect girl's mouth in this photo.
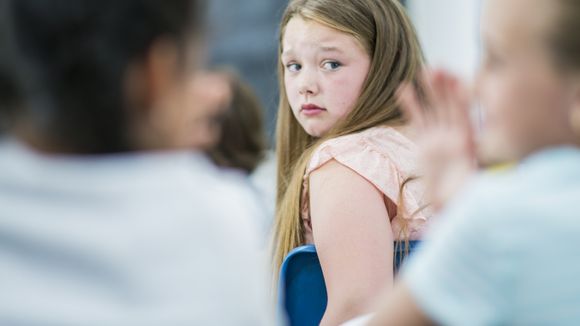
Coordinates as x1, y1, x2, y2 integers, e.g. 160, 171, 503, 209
301, 104, 326, 116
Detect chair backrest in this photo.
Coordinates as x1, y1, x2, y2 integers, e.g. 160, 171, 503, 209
278, 241, 422, 326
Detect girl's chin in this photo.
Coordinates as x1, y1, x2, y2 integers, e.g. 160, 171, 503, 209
304, 128, 327, 138
299, 123, 329, 138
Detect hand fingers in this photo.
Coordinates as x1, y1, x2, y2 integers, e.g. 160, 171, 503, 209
397, 83, 427, 129
446, 75, 478, 159
436, 71, 455, 127
444, 74, 463, 127
420, 69, 441, 125
422, 69, 455, 126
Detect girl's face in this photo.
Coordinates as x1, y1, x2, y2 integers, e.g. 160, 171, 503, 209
476, 0, 579, 163
282, 17, 371, 137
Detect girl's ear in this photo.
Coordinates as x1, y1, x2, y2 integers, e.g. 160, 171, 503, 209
143, 38, 181, 113
123, 38, 180, 118
123, 38, 188, 150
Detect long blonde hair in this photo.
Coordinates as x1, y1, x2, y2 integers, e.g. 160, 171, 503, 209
273, 0, 424, 272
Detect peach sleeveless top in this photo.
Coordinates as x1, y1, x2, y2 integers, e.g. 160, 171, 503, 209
301, 126, 432, 244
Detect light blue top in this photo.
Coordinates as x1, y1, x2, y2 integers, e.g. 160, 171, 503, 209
403, 146, 580, 326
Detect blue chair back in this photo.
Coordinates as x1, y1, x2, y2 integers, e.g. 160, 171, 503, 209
278, 241, 421, 326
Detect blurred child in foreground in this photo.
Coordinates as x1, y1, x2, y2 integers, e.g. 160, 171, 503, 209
362, 0, 580, 325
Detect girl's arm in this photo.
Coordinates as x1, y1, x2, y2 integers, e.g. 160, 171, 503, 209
367, 283, 435, 326
309, 159, 394, 326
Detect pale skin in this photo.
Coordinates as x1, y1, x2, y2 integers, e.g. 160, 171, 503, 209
369, 0, 580, 324
282, 17, 395, 325
310, 160, 394, 326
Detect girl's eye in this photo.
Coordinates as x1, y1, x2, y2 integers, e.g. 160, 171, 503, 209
322, 61, 342, 70
286, 63, 302, 72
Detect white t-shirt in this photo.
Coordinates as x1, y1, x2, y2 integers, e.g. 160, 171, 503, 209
0, 138, 274, 325
403, 147, 580, 326
249, 151, 277, 236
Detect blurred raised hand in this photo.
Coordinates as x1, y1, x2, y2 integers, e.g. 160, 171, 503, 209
398, 70, 477, 211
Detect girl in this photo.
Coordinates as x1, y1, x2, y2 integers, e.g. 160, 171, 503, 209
367, 0, 580, 324
272, 0, 431, 324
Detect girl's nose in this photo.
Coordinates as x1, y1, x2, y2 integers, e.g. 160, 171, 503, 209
298, 71, 319, 96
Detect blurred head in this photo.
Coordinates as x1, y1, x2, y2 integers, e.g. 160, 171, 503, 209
206, 71, 268, 174
476, 0, 580, 163
0, 0, 20, 133
6, 0, 212, 154
273, 0, 423, 272
188, 71, 233, 151
0, 74, 19, 135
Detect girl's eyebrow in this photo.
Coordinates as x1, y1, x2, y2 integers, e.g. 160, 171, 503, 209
281, 49, 295, 58
319, 46, 343, 53
281, 45, 344, 59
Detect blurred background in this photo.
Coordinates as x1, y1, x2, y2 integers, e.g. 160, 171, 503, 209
206, 0, 482, 144
207, 0, 287, 141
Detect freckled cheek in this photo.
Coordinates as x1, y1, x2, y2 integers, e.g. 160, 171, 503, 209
326, 77, 364, 117
284, 77, 300, 113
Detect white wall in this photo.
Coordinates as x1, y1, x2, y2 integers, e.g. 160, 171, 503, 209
408, 0, 482, 78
